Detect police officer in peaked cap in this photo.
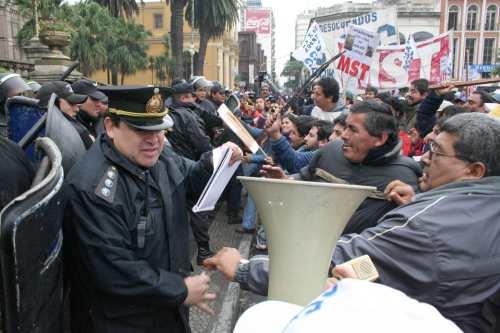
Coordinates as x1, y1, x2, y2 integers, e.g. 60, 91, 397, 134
63, 86, 242, 333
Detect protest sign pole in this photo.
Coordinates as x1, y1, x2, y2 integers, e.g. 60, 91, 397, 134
429, 77, 500, 89
283, 50, 346, 114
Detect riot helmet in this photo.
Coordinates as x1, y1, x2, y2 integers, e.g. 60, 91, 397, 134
0, 73, 30, 102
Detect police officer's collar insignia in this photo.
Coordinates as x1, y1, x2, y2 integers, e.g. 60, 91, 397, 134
95, 166, 118, 203
145, 88, 163, 114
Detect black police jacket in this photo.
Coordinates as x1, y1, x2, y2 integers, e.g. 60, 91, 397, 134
0, 137, 35, 210
194, 100, 223, 132
168, 101, 212, 161
63, 134, 213, 333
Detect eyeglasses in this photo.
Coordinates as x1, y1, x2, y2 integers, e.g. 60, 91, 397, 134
428, 141, 472, 162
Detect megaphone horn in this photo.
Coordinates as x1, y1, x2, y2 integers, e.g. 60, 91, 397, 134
238, 176, 376, 306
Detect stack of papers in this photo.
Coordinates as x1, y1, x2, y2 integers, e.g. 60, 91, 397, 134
192, 145, 241, 213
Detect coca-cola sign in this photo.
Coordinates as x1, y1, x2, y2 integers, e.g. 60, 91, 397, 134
245, 9, 271, 35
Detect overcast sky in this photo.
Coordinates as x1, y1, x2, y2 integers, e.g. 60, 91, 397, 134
260, 0, 350, 83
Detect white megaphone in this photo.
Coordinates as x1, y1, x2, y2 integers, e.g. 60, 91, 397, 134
238, 176, 376, 306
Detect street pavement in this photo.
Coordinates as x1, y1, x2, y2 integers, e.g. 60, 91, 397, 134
189, 203, 256, 333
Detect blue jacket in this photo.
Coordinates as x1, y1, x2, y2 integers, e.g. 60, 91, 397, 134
271, 136, 315, 174
415, 90, 443, 138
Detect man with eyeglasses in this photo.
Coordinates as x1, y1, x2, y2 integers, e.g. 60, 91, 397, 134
206, 113, 500, 333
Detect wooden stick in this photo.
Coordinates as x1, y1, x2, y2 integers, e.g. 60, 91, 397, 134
430, 77, 500, 89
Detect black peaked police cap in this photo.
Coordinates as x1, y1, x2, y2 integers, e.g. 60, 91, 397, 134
99, 85, 174, 131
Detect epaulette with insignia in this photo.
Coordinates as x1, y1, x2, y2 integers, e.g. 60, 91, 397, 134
95, 166, 118, 203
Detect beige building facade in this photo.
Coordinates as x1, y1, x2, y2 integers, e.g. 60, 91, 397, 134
440, 0, 499, 79
0, 0, 26, 62
91, 1, 239, 87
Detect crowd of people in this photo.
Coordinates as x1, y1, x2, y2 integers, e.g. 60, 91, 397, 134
0, 69, 500, 332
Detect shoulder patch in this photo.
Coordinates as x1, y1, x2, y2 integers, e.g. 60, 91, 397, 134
95, 166, 119, 203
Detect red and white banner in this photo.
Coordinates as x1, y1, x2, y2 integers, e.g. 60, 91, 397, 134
369, 32, 452, 89
245, 9, 271, 35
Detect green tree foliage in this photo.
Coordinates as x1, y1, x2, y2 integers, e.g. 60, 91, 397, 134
148, 34, 176, 85
107, 18, 150, 84
186, 0, 239, 76
16, 0, 71, 45
90, 0, 139, 18
281, 58, 305, 91
17, 0, 150, 83
68, 2, 111, 76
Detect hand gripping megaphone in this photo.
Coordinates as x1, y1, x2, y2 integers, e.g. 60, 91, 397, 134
238, 176, 376, 306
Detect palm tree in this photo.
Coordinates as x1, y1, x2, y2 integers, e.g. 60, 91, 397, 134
107, 18, 150, 84
186, 0, 239, 76
91, 0, 139, 18
69, 2, 112, 76
165, 0, 188, 79
281, 59, 305, 91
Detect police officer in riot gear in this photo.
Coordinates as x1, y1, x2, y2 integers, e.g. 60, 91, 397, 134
63, 86, 242, 332
167, 81, 215, 265
0, 73, 31, 138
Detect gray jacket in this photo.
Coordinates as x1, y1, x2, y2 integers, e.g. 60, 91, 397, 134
298, 139, 421, 234
237, 177, 500, 333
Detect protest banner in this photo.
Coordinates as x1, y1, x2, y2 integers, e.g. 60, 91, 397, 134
316, 7, 398, 61
292, 21, 328, 73
369, 32, 452, 89
314, 7, 397, 92
335, 25, 379, 86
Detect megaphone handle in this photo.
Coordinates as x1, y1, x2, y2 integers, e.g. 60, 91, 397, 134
257, 147, 269, 160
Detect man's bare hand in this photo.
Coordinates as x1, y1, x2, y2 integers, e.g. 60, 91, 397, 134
264, 156, 274, 165
203, 247, 242, 281
184, 272, 216, 315
437, 83, 455, 96
264, 113, 282, 140
260, 164, 290, 179
384, 180, 416, 206
223, 142, 243, 166
331, 263, 358, 280
242, 153, 253, 164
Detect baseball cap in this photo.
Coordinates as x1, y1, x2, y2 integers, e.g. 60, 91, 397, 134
437, 100, 454, 112
234, 279, 462, 333
72, 79, 107, 101
37, 81, 88, 109
172, 81, 194, 95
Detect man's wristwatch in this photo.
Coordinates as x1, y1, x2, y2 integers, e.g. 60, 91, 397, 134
234, 259, 250, 284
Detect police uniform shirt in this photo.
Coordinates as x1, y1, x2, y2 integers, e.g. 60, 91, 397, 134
0, 137, 35, 210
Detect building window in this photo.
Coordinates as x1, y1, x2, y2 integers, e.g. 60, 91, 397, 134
465, 38, 475, 66
483, 38, 495, 64
240, 40, 249, 55
448, 6, 459, 30
466, 5, 478, 31
154, 14, 163, 29
452, 38, 458, 77
485, 5, 497, 31
482, 38, 495, 78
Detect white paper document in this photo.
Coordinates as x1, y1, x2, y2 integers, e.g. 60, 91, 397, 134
192, 146, 241, 213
